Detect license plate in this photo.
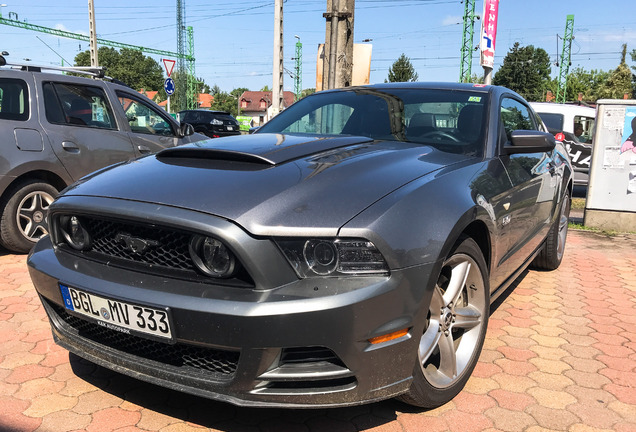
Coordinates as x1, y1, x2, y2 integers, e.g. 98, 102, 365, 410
59, 284, 173, 341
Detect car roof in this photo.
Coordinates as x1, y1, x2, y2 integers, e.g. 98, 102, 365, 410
529, 102, 596, 116
322, 81, 494, 93
179, 109, 231, 114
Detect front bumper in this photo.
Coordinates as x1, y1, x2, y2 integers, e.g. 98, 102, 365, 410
28, 236, 436, 408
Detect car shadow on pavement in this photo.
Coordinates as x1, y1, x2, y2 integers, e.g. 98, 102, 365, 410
68, 353, 403, 430
490, 268, 529, 313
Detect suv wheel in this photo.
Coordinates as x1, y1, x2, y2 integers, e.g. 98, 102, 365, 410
0, 180, 58, 253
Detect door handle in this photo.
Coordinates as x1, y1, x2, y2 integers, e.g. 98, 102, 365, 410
137, 145, 151, 154
61, 141, 80, 153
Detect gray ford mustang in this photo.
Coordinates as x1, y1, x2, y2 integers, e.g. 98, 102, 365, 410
28, 82, 572, 408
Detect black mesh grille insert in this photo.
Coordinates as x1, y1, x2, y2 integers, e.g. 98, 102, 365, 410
51, 302, 239, 377
84, 218, 194, 271
55, 215, 254, 287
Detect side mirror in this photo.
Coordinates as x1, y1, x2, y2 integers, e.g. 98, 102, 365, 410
0, 55, 6, 67
504, 130, 556, 154
179, 122, 194, 137
248, 126, 260, 134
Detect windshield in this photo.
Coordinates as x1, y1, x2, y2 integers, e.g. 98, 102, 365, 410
258, 88, 488, 157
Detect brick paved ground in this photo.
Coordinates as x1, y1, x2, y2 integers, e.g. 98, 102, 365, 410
1, 230, 635, 432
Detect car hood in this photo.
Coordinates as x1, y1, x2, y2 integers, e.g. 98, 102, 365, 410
64, 134, 466, 236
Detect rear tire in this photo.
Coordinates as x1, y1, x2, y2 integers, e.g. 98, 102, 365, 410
398, 236, 489, 408
0, 180, 58, 254
532, 192, 570, 270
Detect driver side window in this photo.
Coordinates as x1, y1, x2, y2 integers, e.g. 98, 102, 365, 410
117, 93, 174, 136
500, 98, 536, 141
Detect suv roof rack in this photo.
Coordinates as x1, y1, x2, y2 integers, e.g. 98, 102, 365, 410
2, 60, 107, 79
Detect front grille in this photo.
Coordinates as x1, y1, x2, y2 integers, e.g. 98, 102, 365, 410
84, 218, 194, 271
55, 215, 254, 287
51, 302, 239, 377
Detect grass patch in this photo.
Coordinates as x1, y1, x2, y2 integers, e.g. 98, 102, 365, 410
571, 198, 585, 210
568, 222, 630, 237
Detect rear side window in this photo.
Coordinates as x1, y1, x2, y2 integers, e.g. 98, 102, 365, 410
43, 82, 116, 129
0, 78, 29, 121
536, 112, 564, 131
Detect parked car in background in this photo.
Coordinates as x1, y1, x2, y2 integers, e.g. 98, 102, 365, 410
531, 102, 596, 186
0, 57, 206, 253
28, 83, 572, 409
178, 109, 241, 138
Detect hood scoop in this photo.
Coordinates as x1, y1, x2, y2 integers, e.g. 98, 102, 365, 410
157, 133, 373, 166
158, 147, 276, 165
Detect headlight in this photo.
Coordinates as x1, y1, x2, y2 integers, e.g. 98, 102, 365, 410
189, 235, 237, 278
276, 238, 389, 278
211, 118, 223, 126
59, 215, 91, 251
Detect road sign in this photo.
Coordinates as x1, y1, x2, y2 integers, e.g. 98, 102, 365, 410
164, 78, 175, 96
162, 59, 176, 77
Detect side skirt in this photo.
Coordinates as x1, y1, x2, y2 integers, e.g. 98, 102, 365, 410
489, 243, 544, 304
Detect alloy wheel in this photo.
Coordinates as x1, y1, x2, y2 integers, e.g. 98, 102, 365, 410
16, 191, 55, 241
419, 253, 486, 388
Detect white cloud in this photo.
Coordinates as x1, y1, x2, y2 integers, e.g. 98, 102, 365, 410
442, 15, 462, 26
55, 23, 88, 36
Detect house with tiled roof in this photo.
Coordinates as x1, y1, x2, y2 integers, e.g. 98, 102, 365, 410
197, 93, 214, 108
239, 91, 296, 126
138, 89, 160, 102
154, 93, 215, 111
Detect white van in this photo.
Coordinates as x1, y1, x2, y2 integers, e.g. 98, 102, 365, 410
530, 102, 596, 186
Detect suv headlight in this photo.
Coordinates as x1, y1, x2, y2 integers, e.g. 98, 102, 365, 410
276, 238, 389, 278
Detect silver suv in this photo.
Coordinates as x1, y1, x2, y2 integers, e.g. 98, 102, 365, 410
0, 57, 206, 253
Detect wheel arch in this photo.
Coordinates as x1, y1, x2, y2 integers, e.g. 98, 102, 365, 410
1, 170, 68, 205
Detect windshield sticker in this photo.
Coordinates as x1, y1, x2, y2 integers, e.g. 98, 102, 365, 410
468, 96, 482, 103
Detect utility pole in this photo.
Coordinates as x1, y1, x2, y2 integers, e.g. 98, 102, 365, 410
556, 15, 575, 104
293, 35, 302, 101
272, 0, 284, 116
479, 0, 500, 85
88, 0, 98, 67
459, 0, 478, 83
187, 26, 197, 109
322, 0, 354, 90
176, 0, 187, 111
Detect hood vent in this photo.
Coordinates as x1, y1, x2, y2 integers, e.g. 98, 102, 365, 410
157, 147, 276, 166
157, 134, 374, 166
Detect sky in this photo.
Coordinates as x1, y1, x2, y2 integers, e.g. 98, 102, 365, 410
1, 0, 636, 94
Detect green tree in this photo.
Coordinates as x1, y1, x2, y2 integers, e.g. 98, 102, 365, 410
598, 44, 633, 99
630, 47, 636, 98
210, 88, 249, 116
470, 74, 484, 84
301, 88, 316, 98
561, 67, 610, 102
492, 42, 551, 101
75, 47, 163, 92
260, 85, 271, 92
385, 53, 419, 83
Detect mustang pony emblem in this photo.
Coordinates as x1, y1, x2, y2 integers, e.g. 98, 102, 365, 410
114, 233, 160, 254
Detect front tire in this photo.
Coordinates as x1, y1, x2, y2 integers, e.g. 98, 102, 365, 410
0, 180, 58, 253
532, 192, 570, 270
398, 236, 489, 408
